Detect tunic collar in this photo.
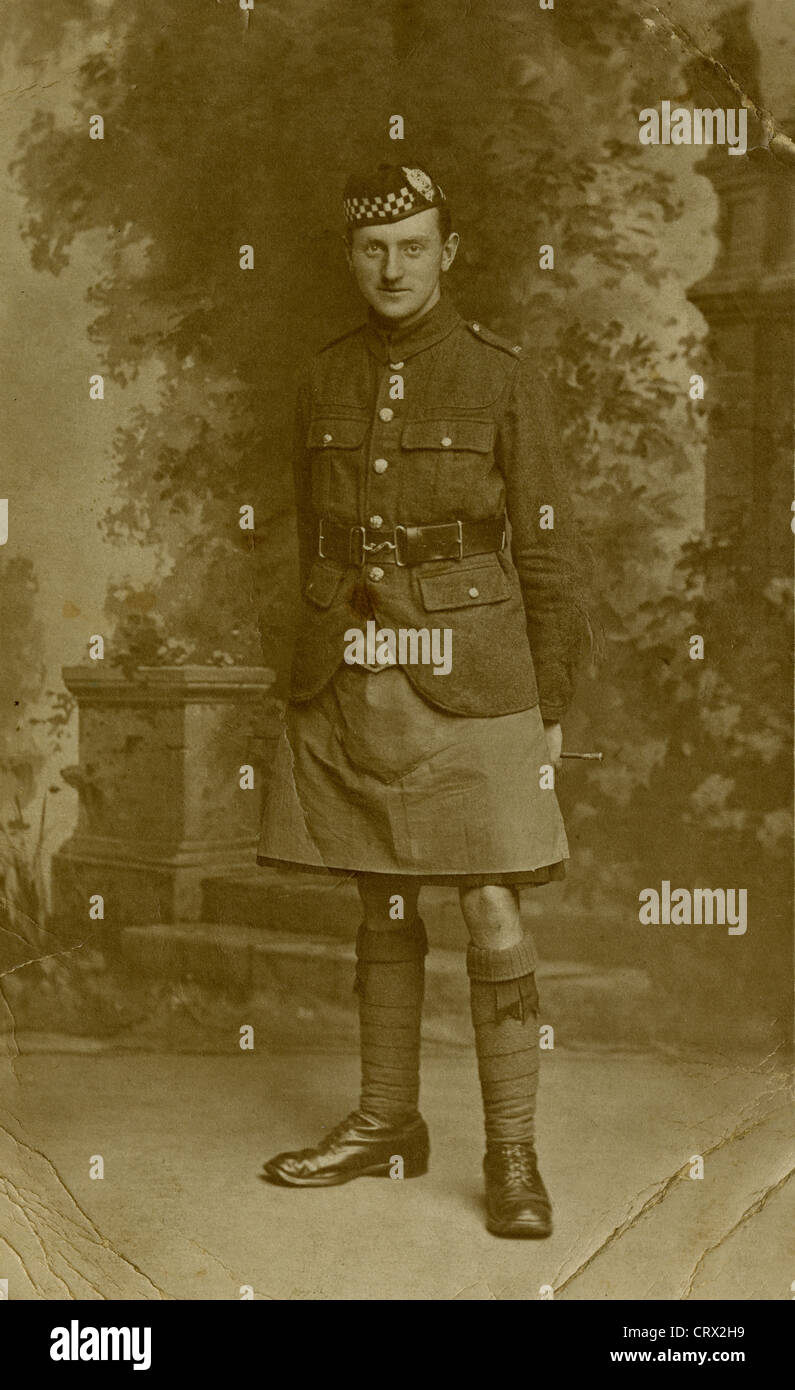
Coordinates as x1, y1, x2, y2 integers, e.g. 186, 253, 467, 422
364, 293, 461, 364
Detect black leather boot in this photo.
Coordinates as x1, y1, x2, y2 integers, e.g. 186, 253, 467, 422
262, 1110, 429, 1188
483, 1142, 553, 1238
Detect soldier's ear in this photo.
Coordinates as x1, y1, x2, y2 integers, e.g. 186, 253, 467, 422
441, 231, 459, 272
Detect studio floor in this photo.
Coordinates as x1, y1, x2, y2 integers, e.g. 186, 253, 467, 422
1, 1043, 791, 1301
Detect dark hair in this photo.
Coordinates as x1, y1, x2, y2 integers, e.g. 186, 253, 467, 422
435, 201, 453, 242
346, 202, 453, 245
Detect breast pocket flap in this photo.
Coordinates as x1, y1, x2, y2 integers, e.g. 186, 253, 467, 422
418, 561, 511, 611
401, 419, 496, 452
307, 418, 368, 449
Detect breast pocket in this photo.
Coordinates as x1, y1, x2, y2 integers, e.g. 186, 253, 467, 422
306, 416, 369, 516
400, 419, 497, 515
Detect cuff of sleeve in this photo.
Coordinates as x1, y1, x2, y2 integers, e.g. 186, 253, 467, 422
540, 705, 565, 723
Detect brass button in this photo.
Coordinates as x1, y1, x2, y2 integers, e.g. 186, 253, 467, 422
390, 360, 404, 370
441, 436, 452, 447
513, 344, 522, 354
379, 407, 394, 422
468, 587, 480, 598
369, 566, 385, 582
472, 322, 480, 332
322, 432, 333, 444
369, 515, 383, 528
373, 458, 388, 474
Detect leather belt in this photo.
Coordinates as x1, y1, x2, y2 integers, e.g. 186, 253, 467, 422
318, 514, 507, 567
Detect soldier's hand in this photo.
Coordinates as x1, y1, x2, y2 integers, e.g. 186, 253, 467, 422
542, 720, 563, 767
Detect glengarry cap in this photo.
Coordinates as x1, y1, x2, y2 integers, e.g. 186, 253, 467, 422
343, 162, 445, 228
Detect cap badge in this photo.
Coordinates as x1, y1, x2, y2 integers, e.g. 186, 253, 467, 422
402, 167, 437, 203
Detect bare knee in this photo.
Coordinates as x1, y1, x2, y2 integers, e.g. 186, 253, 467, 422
459, 884, 522, 948
460, 884, 519, 928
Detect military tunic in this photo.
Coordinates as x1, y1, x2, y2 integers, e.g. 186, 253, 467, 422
257, 294, 586, 884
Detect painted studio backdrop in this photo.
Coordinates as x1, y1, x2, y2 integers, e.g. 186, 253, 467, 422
0, 0, 792, 1301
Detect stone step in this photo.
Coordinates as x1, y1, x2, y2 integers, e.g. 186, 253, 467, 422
202, 870, 360, 940
117, 921, 652, 1050
201, 869, 643, 966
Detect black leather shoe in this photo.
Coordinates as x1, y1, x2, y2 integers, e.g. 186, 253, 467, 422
262, 1110, 430, 1187
483, 1142, 553, 1238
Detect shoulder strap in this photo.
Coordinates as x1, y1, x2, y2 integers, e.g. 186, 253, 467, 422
465, 320, 523, 358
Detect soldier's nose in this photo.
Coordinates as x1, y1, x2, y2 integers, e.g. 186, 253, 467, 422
383, 249, 403, 281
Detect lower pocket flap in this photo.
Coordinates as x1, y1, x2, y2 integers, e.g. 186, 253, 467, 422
304, 560, 347, 608
418, 562, 512, 611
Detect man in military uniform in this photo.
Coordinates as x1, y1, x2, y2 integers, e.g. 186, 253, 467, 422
258, 162, 588, 1238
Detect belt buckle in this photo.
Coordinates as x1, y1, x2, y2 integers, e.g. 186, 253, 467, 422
393, 525, 408, 566
454, 519, 464, 561
349, 525, 366, 566
318, 520, 327, 559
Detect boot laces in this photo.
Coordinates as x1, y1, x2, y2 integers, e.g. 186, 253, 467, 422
492, 1143, 540, 1187
318, 1111, 364, 1151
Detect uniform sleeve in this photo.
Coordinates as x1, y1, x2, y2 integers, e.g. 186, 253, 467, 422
292, 368, 315, 593
496, 358, 592, 722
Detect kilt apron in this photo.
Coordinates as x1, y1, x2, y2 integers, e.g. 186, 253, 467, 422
257, 664, 568, 887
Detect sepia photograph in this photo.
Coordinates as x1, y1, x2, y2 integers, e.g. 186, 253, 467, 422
0, 0, 793, 1336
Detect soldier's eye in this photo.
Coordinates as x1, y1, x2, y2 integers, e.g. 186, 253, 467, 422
406, 244, 422, 255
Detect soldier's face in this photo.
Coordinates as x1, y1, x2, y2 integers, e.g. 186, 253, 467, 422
347, 209, 458, 326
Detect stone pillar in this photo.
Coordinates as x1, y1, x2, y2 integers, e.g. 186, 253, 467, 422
51, 665, 279, 926
687, 72, 794, 585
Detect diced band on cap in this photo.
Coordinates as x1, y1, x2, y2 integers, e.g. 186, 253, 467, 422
343, 164, 445, 228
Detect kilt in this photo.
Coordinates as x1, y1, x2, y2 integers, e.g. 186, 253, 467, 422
256, 665, 569, 887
